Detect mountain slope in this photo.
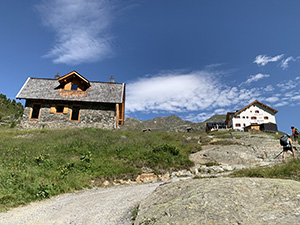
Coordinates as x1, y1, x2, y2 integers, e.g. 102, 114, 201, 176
121, 114, 226, 132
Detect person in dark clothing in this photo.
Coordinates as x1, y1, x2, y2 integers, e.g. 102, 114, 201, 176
283, 135, 295, 161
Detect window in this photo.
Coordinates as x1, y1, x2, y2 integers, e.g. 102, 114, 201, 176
50, 105, 68, 114
235, 123, 241, 127
264, 116, 269, 120
56, 105, 64, 113
246, 116, 249, 119
242, 116, 245, 119
255, 110, 259, 113
71, 84, 78, 90
30, 104, 41, 119
70, 106, 80, 121
234, 116, 240, 118
251, 116, 257, 119
243, 123, 246, 127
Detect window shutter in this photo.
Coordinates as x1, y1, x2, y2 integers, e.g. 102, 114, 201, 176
50, 105, 56, 113
63, 106, 69, 114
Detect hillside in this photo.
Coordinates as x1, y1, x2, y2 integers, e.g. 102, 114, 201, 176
121, 114, 226, 132
1, 128, 300, 224
0, 128, 195, 212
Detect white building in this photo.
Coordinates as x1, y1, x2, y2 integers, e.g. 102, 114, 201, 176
226, 100, 278, 131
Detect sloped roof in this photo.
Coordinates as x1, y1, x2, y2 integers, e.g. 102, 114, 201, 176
234, 100, 278, 116
16, 77, 125, 104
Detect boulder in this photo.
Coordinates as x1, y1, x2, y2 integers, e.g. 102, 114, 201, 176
134, 178, 300, 224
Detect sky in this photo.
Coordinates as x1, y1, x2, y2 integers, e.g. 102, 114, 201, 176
0, 0, 300, 134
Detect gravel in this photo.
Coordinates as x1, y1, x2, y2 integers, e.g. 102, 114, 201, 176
0, 182, 159, 225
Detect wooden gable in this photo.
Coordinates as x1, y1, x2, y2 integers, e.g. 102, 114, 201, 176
58, 71, 90, 91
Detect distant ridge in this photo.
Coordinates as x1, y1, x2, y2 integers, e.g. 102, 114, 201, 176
121, 114, 226, 132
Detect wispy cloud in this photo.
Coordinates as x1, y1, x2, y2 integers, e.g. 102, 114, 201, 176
243, 73, 270, 85
280, 56, 296, 70
277, 80, 298, 90
35, 0, 116, 65
253, 54, 284, 66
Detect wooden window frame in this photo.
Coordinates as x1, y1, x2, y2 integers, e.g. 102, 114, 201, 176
50, 105, 68, 114
30, 103, 42, 120
70, 105, 81, 121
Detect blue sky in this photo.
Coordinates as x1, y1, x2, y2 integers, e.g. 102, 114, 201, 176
1, 0, 300, 133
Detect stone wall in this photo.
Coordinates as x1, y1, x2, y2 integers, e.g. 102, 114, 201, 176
21, 100, 117, 129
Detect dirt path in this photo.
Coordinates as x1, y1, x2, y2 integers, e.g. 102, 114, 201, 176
0, 183, 160, 225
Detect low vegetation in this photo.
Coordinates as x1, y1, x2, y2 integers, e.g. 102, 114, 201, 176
232, 158, 300, 181
1, 121, 299, 213
0, 128, 197, 212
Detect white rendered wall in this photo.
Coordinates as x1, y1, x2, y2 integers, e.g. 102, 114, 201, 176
231, 104, 276, 131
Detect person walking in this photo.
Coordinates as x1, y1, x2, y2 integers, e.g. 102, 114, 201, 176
291, 126, 299, 142
283, 134, 295, 161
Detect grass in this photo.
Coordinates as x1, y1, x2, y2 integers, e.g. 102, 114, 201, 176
231, 158, 300, 181
0, 127, 196, 212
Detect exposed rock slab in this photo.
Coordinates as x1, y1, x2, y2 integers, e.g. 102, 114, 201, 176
134, 177, 300, 225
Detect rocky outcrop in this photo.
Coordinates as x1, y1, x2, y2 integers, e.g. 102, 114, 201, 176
134, 132, 300, 224
134, 178, 300, 225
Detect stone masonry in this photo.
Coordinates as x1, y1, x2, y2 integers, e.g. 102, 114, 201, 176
21, 100, 116, 129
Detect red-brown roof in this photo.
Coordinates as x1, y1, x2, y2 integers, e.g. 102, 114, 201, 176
234, 100, 278, 116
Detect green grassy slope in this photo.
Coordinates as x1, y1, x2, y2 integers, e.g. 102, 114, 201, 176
0, 128, 197, 211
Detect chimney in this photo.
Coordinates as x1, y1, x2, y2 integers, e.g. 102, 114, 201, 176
109, 75, 115, 83
54, 72, 60, 79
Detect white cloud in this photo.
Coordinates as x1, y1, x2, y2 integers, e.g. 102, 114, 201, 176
242, 73, 270, 85
36, 0, 115, 65
214, 108, 228, 115
264, 85, 274, 92
291, 95, 300, 101
265, 96, 279, 103
277, 80, 297, 90
184, 112, 213, 122
253, 54, 284, 66
126, 71, 220, 113
274, 101, 289, 107
126, 70, 264, 117
280, 56, 296, 70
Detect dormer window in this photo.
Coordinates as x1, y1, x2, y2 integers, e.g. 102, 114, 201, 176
58, 71, 91, 92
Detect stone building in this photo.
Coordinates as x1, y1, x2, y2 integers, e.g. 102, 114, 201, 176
16, 71, 125, 129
